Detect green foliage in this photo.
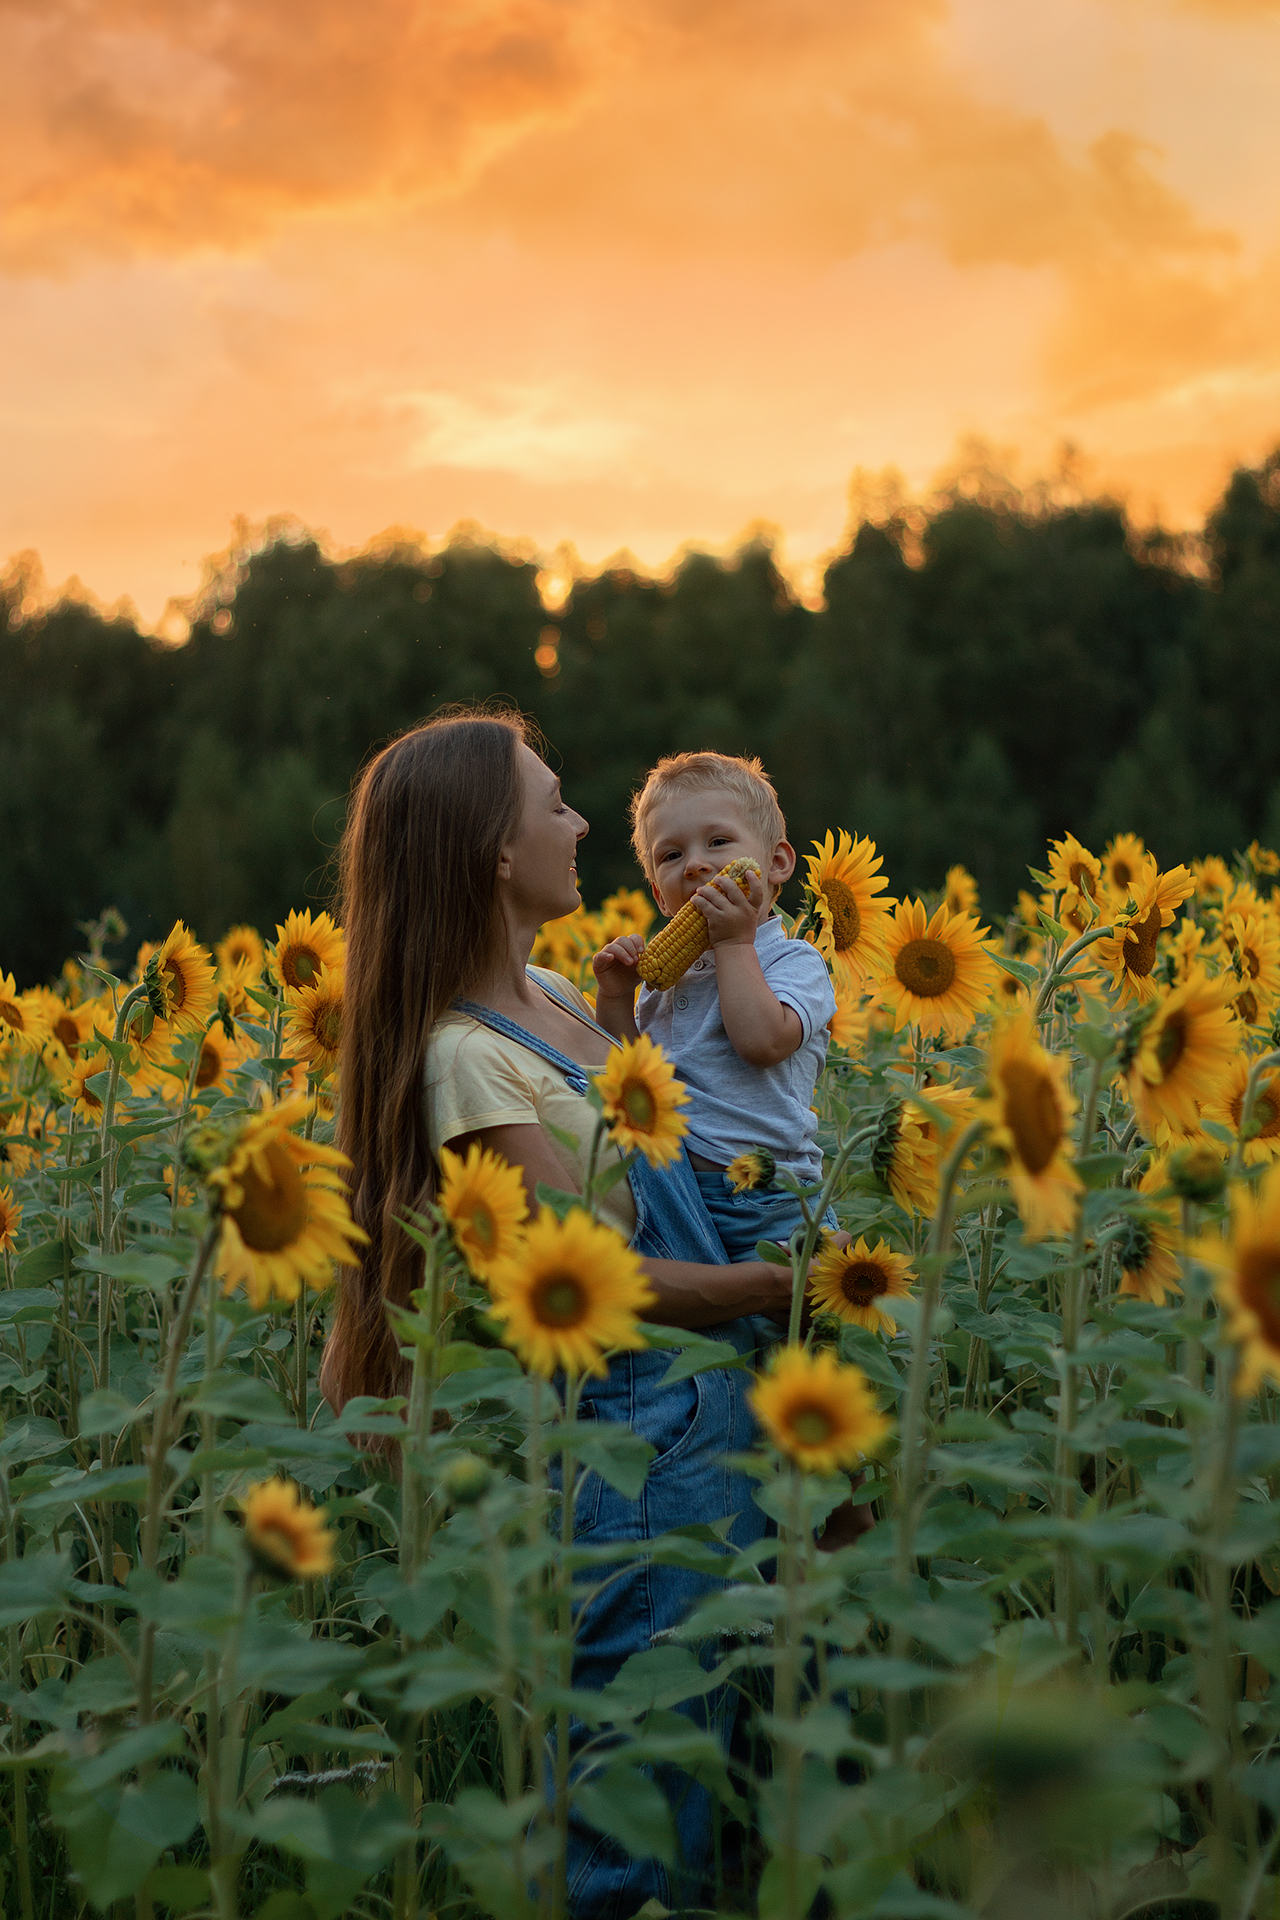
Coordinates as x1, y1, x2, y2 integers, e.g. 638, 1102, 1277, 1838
8, 456, 1280, 979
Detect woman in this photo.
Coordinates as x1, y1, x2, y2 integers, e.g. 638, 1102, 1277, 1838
322, 710, 796, 1915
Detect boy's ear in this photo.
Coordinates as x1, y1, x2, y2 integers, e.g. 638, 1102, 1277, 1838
768, 838, 797, 891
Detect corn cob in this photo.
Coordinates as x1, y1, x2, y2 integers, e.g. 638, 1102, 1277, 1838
636, 858, 761, 990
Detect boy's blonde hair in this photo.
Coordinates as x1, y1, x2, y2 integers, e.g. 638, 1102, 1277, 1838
630, 751, 787, 883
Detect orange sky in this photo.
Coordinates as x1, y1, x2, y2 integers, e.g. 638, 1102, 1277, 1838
3, 0, 1280, 626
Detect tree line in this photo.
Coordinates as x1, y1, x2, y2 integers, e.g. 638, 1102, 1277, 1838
4, 452, 1280, 983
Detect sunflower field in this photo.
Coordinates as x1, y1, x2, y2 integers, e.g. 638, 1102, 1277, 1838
4, 831, 1280, 1920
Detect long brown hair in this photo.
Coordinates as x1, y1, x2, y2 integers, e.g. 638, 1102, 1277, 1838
321, 709, 527, 1410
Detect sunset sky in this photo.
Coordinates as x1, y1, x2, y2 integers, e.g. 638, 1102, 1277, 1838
3, 0, 1280, 626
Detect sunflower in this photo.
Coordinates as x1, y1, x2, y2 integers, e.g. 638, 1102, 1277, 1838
0, 1185, 21, 1255
283, 963, 344, 1080
119, 998, 179, 1094
594, 1034, 689, 1168
1201, 1163, 1280, 1395
484, 1205, 655, 1378
1114, 1158, 1183, 1306
1201, 1056, 1280, 1165
216, 925, 265, 978
750, 1346, 889, 1474
598, 888, 655, 942
979, 1016, 1080, 1241
828, 980, 873, 1056
190, 1023, 248, 1097
872, 1084, 981, 1215
1101, 833, 1147, 902
2, 1108, 62, 1177
272, 910, 345, 995
61, 1052, 110, 1123
726, 1148, 777, 1193
991, 963, 1030, 1013
1170, 919, 1207, 983
1047, 833, 1102, 908
808, 1233, 915, 1333
878, 898, 999, 1041
1222, 876, 1263, 924
241, 1477, 336, 1579
1127, 967, 1239, 1143
25, 989, 97, 1071
438, 1142, 529, 1280
206, 1092, 367, 1308
944, 866, 978, 916
149, 922, 217, 1034
0, 974, 51, 1057
1221, 908, 1280, 1028
803, 830, 895, 990
1192, 855, 1232, 903
1093, 860, 1195, 1007
1247, 841, 1280, 880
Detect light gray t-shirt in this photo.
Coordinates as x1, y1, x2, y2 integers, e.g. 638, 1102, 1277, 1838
636, 916, 836, 1182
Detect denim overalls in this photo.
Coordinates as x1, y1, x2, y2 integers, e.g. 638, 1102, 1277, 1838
452, 978, 771, 1916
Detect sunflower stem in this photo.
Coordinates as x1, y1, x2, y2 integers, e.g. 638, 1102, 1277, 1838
137, 1218, 221, 1727
785, 1121, 878, 1348
772, 1466, 807, 1920
1201, 1345, 1245, 1901
889, 1117, 985, 1765
96, 981, 150, 1396
1033, 923, 1117, 1024
551, 1370, 583, 1920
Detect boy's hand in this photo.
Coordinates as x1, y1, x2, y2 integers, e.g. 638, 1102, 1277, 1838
592, 935, 644, 996
695, 866, 765, 948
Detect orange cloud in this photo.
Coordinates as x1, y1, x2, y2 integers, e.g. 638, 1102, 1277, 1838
0, 0, 612, 266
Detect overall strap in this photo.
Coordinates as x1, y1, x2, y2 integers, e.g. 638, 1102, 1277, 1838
449, 992, 592, 1095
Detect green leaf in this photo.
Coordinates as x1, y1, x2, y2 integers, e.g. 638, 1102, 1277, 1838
1026, 866, 1055, 889
533, 1182, 579, 1221
0, 1415, 72, 1464
759, 1852, 824, 1920
14, 1242, 68, 1287
51, 1769, 198, 1909
593, 1154, 635, 1197
571, 1425, 655, 1499
1075, 1023, 1116, 1064
659, 1341, 750, 1386
78, 1389, 145, 1437
145, 1865, 212, 1915
575, 1766, 676, 1864
0, 1551, 71, 1626
254, 1898, 318, 1920
755, 1239, 793, 1266
1074, 1152, 1128, 1189
991, 952, 1040, 988
398, 1650, 506, 1713
826, 1654, 961, 1692
599, 1646, 719, 1715
543, 1120, 581, 1153
360, 1566, 452, 1639
185, 1371, 287, 1420
74, 1249, 187, 1292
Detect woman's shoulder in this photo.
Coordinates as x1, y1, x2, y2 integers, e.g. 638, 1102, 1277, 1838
527, 966, 600, 1024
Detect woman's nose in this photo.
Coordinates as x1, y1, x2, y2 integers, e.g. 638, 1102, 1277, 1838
573, 812, 589, 840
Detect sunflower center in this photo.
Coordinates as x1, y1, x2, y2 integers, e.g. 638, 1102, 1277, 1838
1111, 859, 1132, 888
1002, 1060, 1062, 1175
0, 1000, 26, 1032
1155, 1011, 1187, 1077
195, 1042, 222, 1089
1115, 1217, 1153, 1273
1244, 945, 1262, 979
253, 1521, 301, 1567
1122, 905, 1162, 979
533, 1271, 587, 1328
621, 1079, 657, 1131
1069, 861, 1094, 894
54, 1015, 79, 1056
894, 938, 957, 999
232, 1141, 309, 1252
823, 879, 862, 952
1237, 990, 1259, 1026
841, 1261, 888, 1306
1233, 1089, 1280, 1140
466, 1199, 497, 1252
288, 948, 320, 988
1238, 1246, 1280, 1350
316, 1007, 342, 1051
791, 1403, 833, 1446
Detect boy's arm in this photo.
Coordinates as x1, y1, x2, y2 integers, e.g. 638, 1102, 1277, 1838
591, 935, 642, 1042
696, 872, 803, 1068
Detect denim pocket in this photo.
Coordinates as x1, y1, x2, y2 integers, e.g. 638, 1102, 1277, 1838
637, 1373, 704, 1472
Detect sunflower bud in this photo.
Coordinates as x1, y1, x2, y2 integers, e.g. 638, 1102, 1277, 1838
181, 1118, 241, 1182
442, 1452, 493, 1507
217, 992, 236, 1042
1166, 1142, 1227, 1205
870, 1099, 904, 1184
726, 1148, 776, 1193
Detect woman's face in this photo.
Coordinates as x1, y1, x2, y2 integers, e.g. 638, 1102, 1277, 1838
500, 743, 588, 924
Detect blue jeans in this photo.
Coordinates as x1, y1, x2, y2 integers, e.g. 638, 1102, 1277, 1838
693, 1169, 838, 1365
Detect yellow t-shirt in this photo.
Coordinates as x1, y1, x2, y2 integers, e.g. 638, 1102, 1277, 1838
424, 968, 637, 1243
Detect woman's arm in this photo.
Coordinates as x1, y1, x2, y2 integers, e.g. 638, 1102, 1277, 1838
448, 1121, 792, 1329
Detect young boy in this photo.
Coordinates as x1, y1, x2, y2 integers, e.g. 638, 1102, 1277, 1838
592, 750, 837, 1262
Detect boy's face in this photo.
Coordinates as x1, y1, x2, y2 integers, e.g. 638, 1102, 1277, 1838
644, 787, 796, 919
